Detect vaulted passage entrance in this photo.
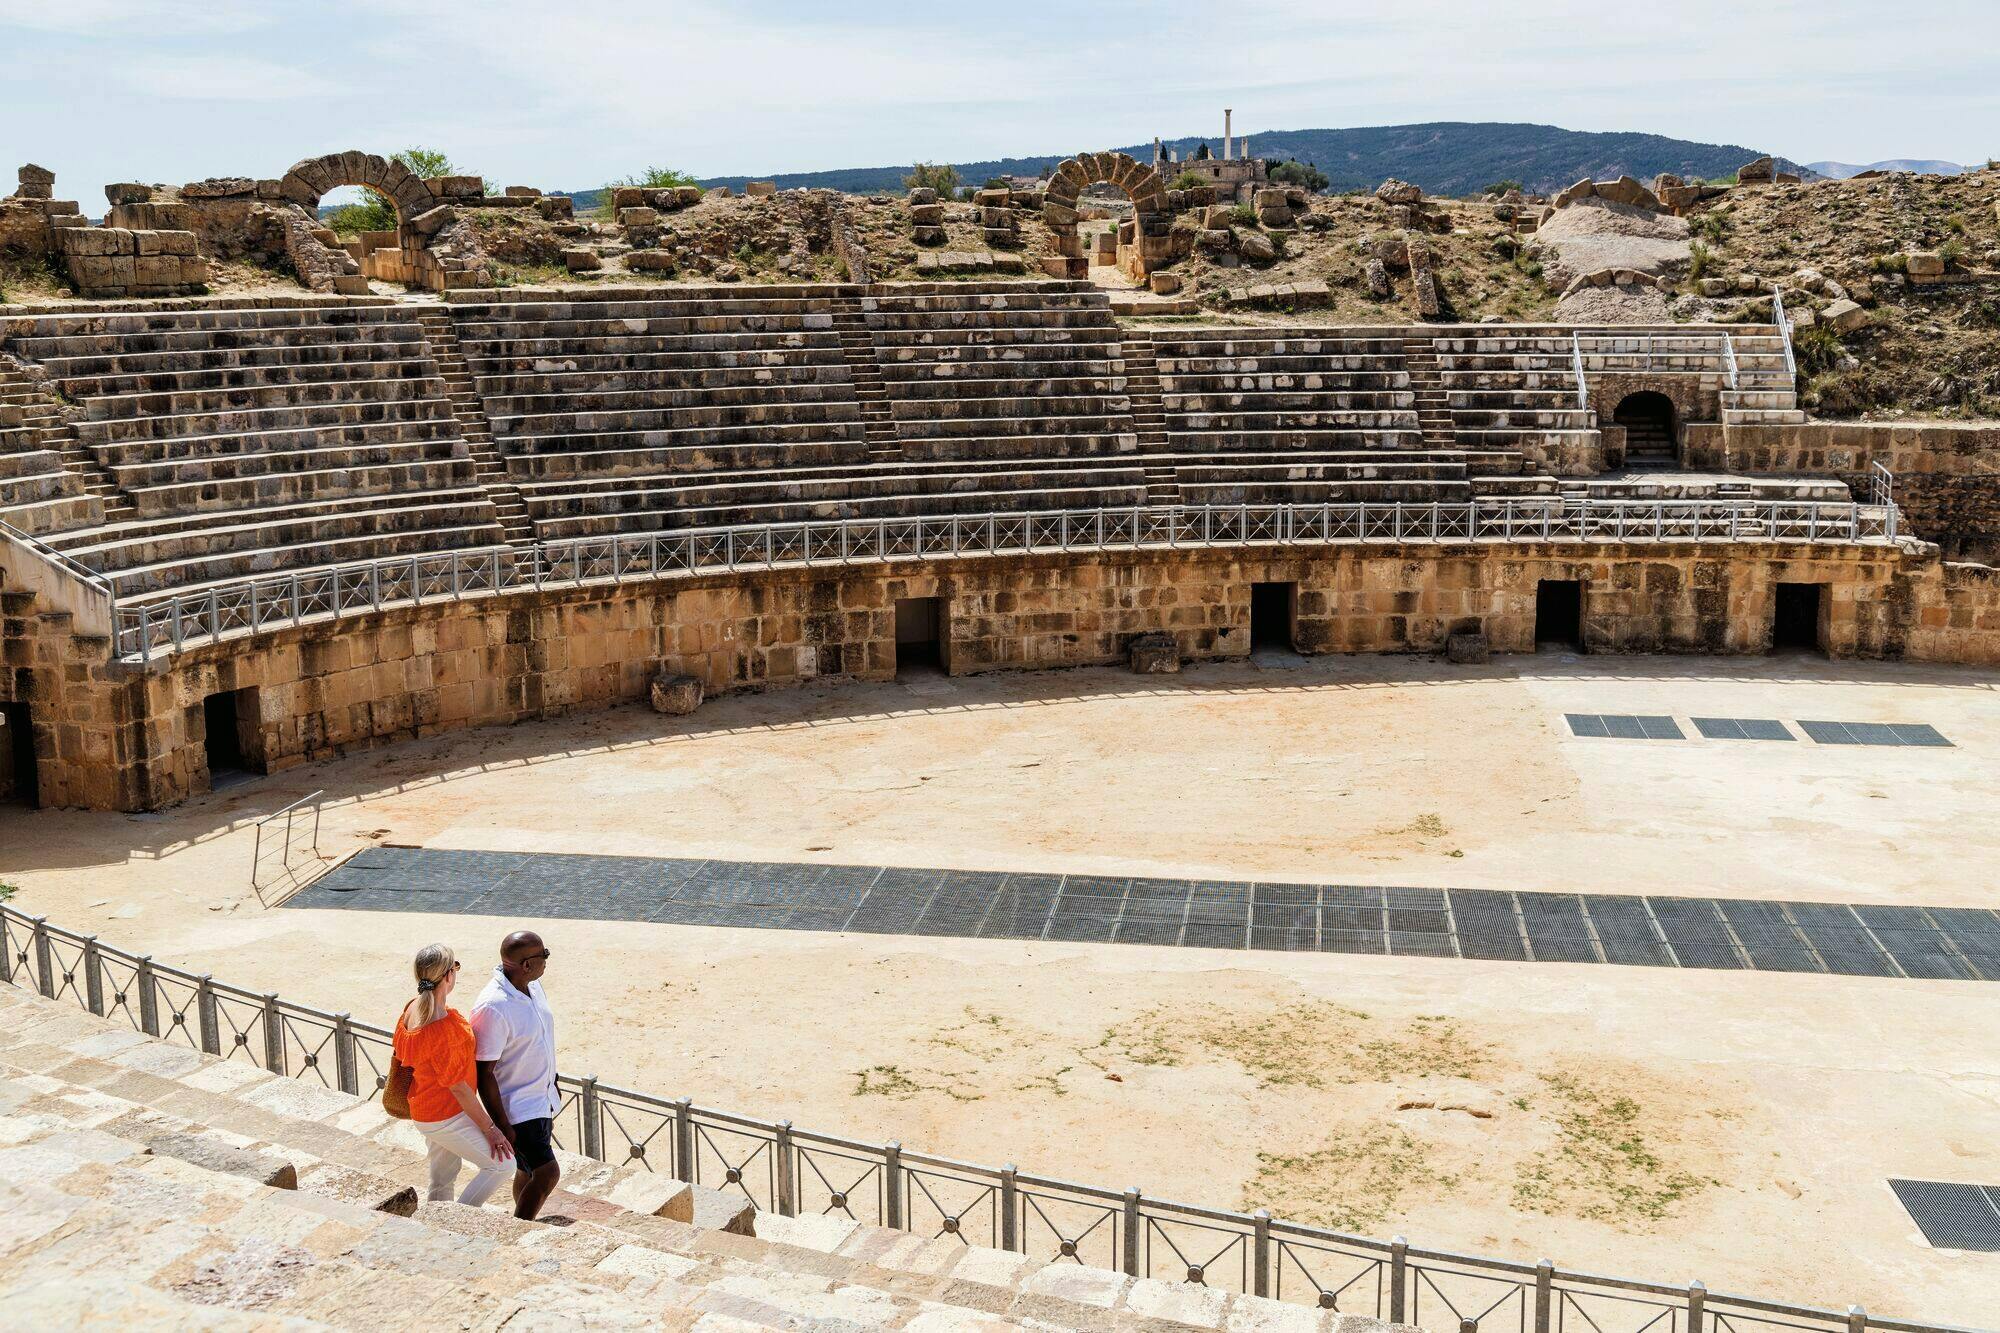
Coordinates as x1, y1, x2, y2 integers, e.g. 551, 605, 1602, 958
1, 702, 38, 808
1614, 392, 1678, 469
895, 597, 946, 675
1536, 579, 1584, 649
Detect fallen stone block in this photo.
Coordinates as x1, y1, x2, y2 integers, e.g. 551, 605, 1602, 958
1446, 632, 1489, 665
1129, 632, 1180, 674
561, 247, 602, 272
650, 671, 702, 715
1822, 298, 1867, 333
745, 181, 776, 197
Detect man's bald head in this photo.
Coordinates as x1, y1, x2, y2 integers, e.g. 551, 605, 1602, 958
500, 930, 550, 984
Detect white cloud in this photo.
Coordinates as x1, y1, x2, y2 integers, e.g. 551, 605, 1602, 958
104, 53, 349, 101
0, 0, 272, 35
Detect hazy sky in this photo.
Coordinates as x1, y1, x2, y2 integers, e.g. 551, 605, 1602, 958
3, 0, 1995, 207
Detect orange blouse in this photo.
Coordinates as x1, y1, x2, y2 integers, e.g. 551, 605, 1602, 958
393, 1007, 476, 1124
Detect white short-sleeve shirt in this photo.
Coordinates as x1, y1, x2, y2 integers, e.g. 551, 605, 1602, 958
469, 967, 559, 1123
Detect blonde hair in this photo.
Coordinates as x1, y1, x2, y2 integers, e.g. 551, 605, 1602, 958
407, 943, 455, 1029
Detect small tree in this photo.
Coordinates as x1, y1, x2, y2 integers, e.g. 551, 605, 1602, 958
1482, 179, 1523, 196
904, 162, 960, 196
395, 147, 459, 179
1269, 160, 1329, 193
1192, 142, 1213, 161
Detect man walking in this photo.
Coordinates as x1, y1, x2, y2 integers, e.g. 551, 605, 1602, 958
470, 930, 561, 1219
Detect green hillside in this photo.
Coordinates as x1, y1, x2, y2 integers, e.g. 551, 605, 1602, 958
560, 121, 1804, 205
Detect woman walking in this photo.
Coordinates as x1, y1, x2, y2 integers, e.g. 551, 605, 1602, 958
395, 943, 514, 1205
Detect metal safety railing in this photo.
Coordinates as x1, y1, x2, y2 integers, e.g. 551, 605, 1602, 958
250, 790, 324, 900
1773, 287, 1798, 382
107, 498, 1902, 663
0, 902, 1983, 1333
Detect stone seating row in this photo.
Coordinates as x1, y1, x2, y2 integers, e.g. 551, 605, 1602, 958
4, 307, 510, 602
0, 972, 1404, 1332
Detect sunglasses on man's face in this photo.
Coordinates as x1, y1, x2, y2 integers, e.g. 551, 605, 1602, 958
523, 951, 551, 963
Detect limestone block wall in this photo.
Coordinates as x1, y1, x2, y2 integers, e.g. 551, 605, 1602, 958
54, 226, 207, 300
1689, 421, 2000, 559
11, 542, 1982, 810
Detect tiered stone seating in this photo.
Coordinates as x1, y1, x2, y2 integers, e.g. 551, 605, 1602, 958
0, 979, 1403, 1332
0, 305, 507, 603
863, 284, 1140, 465
1147, 331, 1541, 505
455, 285, 1155, 537
0, 369, 103, 537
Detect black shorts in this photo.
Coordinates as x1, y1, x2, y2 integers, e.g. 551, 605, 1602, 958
511, 1116, 557, 1172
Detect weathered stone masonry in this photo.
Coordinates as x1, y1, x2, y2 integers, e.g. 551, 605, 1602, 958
10, 541, 2000, 810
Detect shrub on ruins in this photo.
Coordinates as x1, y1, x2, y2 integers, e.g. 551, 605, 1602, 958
1269, 160, 1329, 193
1938, 237, 1966, 269
904, 162, 960, 197
594, 166, 701, 218
1228, 203, 1259, 228
1793, 322, 1846, 376
1687, 240, 1712, 283
1482, 179, 1523, 197
1168, 171, 1209, 191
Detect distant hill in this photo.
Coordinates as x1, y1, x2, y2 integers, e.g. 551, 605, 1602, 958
1805, 159, 1965, 179
561, 122, 1806, 202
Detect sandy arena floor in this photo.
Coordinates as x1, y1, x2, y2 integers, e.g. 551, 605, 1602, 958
3, 649, 1999, 1323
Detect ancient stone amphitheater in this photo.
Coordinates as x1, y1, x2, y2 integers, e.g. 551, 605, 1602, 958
5, 266, 1999, 1328
5, 279, 1996, 814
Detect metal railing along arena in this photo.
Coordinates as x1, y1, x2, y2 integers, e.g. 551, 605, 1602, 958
0, 903, 1979, 1333
107, 498, 1902, 662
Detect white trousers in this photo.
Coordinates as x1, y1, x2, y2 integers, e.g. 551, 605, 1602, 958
416, 1112, 511, 1206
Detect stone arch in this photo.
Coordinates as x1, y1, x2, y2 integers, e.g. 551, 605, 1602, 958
1042, 152, 1168, 280
1613, 390, 1678, 468
277, 150, 435, 226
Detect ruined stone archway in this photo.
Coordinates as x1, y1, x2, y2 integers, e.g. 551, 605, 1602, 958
1042, 152, 1168, 281
278, 151, 435, 225
272, 150, 487, 293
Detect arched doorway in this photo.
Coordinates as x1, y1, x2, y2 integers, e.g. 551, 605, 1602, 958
274, 151, 483, 293
1042, 152, 1168, 284
1614, 391, 1678, 469
279, 151, 436, 227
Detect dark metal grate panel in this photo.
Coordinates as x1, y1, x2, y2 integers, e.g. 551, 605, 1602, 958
1691, 716, 1795, 741
1889, 1178, 2000, 1251
1566, 713, 1684, 740
292, 849, 1994, 982
1799, 720, 1953, 747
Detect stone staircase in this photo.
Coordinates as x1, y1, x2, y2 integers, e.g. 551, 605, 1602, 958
0, 362, 126, 532
412, 306, 537, 545
1118, 335, 1179, 505
831, 297, 903, 461
0, 980, 1414, 1331
1399, 337, 1455, 447
1719, 387, 1807, 426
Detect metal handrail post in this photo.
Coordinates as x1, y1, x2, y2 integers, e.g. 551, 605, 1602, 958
1121, 1189, 1142, 1276
136, 956, 159, 1036
82, 935, 103, 1016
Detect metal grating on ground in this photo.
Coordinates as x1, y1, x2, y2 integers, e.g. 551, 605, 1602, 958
1796, 720, 1953, 747
1889, 1178, 2000, 1251
1565, 713, 1684, 740
1690, 717, 1795, 741
291, 849, 2000, 981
